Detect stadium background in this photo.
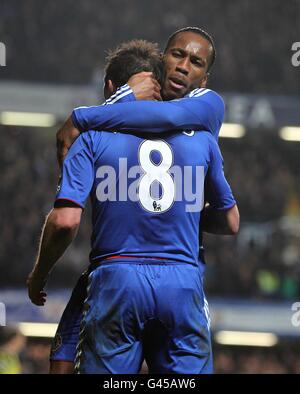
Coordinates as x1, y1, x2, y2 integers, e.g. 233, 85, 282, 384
0, 0, 300, 373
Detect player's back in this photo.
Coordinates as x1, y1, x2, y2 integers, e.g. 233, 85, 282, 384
89, 130, 213, 266
57, 129, 234, 266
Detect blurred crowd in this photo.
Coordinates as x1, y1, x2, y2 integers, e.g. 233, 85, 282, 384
1, 126, 300, 299
0, 327, 50, 374
0, 0, 299, 94
213, 344, 300, 374
204, 135, 300, 299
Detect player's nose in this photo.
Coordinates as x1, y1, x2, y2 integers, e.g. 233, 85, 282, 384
175, 58, 190, 76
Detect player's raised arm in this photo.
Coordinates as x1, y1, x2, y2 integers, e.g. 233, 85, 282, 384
201, 134, 239, 235
71, 88, 224, 140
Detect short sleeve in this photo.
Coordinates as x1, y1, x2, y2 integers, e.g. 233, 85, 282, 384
55, 133, 94, 208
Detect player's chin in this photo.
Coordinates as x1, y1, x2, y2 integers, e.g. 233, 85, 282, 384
164, 87, 186, 100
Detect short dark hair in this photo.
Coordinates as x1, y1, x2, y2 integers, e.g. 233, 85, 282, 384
164, 27, 216, 72
104, 40, 163, 87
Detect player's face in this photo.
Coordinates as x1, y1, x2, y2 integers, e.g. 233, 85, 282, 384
162, 32, 213, 100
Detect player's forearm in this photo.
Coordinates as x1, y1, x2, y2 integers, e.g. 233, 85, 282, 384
72, 93, 223, 136
72, 101, 191, 133
33, 210, 79, 280
201, 204, 239, 235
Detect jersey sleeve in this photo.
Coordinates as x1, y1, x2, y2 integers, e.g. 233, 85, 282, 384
72, 88, 224, 140
55, 133, 95, 208
204, 135, 236, 210
75, 83, 136, 113
102, 84, 136, 105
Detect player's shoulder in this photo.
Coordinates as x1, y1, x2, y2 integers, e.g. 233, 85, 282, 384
196, 130, 216, 144
81, 129, 102, 141
71, 130, 98, 149
65, 130, 101, 161
104, 84, 134, 105
188, 87, 222, 100
195, 130, 219, 155
188, 88, 225, 127
188, 88, 224, 106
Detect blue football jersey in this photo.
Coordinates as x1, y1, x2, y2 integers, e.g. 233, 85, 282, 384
72, 88, 224, 141
56, 128, 235, 266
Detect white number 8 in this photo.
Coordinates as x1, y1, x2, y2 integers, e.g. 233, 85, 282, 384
138, 140, 175, 213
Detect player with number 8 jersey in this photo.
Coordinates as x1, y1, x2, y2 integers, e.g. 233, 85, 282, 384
57, 123, 235, 373
55, 29, 237, 373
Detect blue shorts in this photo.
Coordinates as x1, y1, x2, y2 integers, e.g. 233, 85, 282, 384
74, 261, 212, 374
50, 271, 88, 362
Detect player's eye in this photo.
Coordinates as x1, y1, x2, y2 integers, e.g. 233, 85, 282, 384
172, 50, 184, 58
192, 58, 204, 67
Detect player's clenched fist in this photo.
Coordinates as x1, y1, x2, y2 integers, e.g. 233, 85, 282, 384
27, 271, 47, 306
128, 71, 162, 101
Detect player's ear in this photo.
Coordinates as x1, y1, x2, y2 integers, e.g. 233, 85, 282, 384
104, 79, 116, 100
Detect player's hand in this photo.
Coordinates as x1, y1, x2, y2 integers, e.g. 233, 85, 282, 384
128, 72, 162, 101
56, 116, 80, 168
27, 270, 47, 306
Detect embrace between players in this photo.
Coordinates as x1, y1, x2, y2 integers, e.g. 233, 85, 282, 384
27, 27, 240, 374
